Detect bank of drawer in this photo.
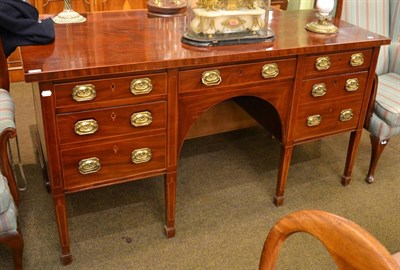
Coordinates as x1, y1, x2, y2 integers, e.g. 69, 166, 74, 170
299, 72, 368, 103
57, 101, 166, 145
61, 134, 166, 191
179, 58, 296, 93
294, 98, 363, 141
303, 49, 372, 79
54, 73, 167, 110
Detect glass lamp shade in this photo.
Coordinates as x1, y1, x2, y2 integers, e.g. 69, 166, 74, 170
182, 0, 274, 46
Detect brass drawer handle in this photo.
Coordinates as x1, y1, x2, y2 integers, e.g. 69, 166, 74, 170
315, 56, 331, 70
131, 148, 152, 164
78, 157, 101, 174
311, 83, 327, 97
72, 84, 96, 102
74, 119, 98, 135
350, 53, 364, 67
307, 114, 322, 127
345, 78, 359, 92
340, 109, 354, 121
131, 111, 152, 127
261, 63, 279, 78
201, 70, 222, 86
130, 78, 153, 95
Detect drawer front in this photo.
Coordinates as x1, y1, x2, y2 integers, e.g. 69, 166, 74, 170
294, 98, 363, 141
61, 134, 166, 190
300, 71, 368, 103
57, 101, 166, 144
54, 73, 167, 110
303, 49, 372, 78
179, 58, 296, 93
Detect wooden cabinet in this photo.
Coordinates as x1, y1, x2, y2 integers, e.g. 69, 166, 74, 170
19, 9, 390, 264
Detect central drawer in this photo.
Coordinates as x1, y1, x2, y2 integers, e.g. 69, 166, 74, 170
179, 58, 296, 93
61, 134, 166, 191
57, 101, 166, 145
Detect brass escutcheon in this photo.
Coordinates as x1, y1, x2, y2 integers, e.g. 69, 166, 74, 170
74, 119, 98, 135
262, 63, 279, 78
78, 157, 101, 174
307, 114, 322, 127
340, 109, 354, 121
350, 53, 364, 67
315, 56, 331, 70
130, 78, 153, 95
131, 111, 152, 127
345, 78, 359, 91
201, 70, 222, 86
311, 83, 327, 97
72, 84, 96, 102
131, 148, 152, 164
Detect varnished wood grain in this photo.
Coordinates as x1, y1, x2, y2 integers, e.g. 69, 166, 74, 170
259, 210, 398, 270
21, 9, 389, 83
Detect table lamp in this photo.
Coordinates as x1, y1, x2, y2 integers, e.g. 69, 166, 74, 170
53, 0, 86, 24
305, 0, 338, 34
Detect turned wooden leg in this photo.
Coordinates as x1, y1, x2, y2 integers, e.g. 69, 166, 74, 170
2, 230, 24, 270
53, 194, 72, 265
274, 145, 293, 207
164, 171, 177, 238
366, 135, 389, 184
341, 130, 362, 186
12, 230, 24, 270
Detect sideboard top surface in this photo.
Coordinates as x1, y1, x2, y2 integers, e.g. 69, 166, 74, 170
20, 9, 390, 82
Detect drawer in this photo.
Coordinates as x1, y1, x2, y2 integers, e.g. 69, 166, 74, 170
54, 73, 167, 111
61, 134, 166, 191
293, 97, 363, 141
303, 49, 372, 79
179, 58, 296, 93
57, 101, 166, 145
300, 72, 368, 104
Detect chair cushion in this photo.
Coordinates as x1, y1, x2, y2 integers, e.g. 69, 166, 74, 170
0, 197, 17, 236
368, 112, 400, 140
0, 88, 16, 134
0, 173, 17, 235
0, 173, 12, 214
374, 73, 400, 126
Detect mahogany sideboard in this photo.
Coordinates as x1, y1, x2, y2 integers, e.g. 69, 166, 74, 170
19, 9, 390, 264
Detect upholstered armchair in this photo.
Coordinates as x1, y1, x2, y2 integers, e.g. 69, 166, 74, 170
0, 38, 24, 269
342, 0, 400, 183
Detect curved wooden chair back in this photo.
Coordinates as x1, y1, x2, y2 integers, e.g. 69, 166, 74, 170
259, 210, 398, 270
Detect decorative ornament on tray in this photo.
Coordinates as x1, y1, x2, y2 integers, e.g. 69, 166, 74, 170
182, 0, 274, 46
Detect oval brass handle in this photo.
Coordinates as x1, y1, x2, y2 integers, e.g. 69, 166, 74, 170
315, 56, 331, 70
201, 70, 222, 86
307, 114, 322, 127
345, 78, 359, 92
131, 111, 152, 127
131, 148, 152, 164
72, 84, 96, 102
261, 63, 279, 78
311, 83, 327, 97
130, 78, 153, 95
340, 109, 354, 121
74, 119, 98, 135
78, 157, 101, 174
350, 53, 364, 67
